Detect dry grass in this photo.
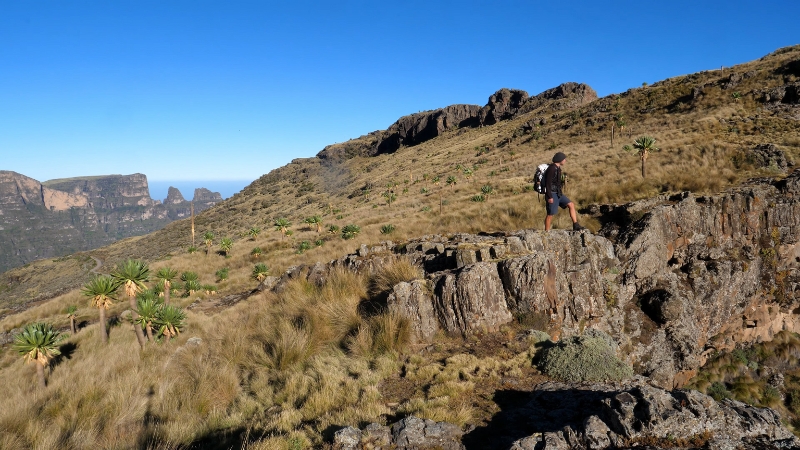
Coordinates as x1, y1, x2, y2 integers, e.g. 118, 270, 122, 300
687, 331, 800, 429
2, 45, 800, 448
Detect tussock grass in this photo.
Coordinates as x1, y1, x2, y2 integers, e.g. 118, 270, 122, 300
368, 258, 424, 296
2, 45, 800, 447
688, 331, 800, 429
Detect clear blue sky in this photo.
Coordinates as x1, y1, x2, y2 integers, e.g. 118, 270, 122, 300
1, 1, 797, 185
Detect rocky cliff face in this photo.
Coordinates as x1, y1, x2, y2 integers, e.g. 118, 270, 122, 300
0, 171, 222, 273
317, 83, 597, 161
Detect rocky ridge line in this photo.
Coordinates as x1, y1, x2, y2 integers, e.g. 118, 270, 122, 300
316, 82, 598, 162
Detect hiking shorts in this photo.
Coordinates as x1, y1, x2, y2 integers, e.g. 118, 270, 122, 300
546, 193, 571, 216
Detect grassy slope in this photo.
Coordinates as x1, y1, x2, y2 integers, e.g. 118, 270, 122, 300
0, 46, 799, 449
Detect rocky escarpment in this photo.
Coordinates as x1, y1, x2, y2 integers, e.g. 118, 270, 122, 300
333, 379, 799, 450
265, 171, 800, 392
0, 172, 222, 273
316, 83, 597, 161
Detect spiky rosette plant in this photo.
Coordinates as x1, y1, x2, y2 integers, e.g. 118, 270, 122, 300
252, 263, 269, 282
625, 135, 660, 178
341, 224, 361, 240
13, 323, 63, 388
156, 305, 186, 341
81, 275, 117, 344
110, 259, 150, 348
155, 267, 178, 304
304, 216, 323, 233
219, 237, 233, 257
135, 297, 162, 342
66, 305, 78, 334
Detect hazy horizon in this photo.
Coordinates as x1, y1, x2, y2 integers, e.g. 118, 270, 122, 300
147, 179, 250, 202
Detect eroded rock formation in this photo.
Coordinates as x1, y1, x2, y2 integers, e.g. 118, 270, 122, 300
0, 171, 222, 272
317, 83, 597, 161
269, 172, 800, 392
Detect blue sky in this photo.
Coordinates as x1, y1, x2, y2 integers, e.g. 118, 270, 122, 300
1, 1, 797, 187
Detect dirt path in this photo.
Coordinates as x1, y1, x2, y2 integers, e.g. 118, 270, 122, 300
89, 256, 102, 274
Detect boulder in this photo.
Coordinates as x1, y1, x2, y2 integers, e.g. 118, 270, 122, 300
431, 262, 513, 335
387, 280, 438, 342
748, 143, 794, 171
391, 416, 465, 450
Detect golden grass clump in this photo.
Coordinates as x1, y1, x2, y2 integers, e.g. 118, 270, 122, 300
367, 257, 424, 297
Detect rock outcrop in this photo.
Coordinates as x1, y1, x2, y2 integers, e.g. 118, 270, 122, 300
269, 172, 800, 391
317, 83, 596, 161
165, 186, 186, 204
333, 380, 798, 449
334, 416, 465, 450
0, 172, 222, 273
479, 379, 799, 450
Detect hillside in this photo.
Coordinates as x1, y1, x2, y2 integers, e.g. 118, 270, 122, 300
2, 45, 799, 309
0, 45, 799, 449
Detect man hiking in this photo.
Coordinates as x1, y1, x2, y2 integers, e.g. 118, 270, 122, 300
543, 152, 586, 232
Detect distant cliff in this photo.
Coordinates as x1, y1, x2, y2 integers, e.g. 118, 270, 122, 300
0, 171, 222, 273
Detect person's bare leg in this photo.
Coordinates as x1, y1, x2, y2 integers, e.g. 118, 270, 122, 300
544, 215, 553, 231
568, 202, 578, 224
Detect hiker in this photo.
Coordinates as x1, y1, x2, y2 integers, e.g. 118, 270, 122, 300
543, 152, 586, 232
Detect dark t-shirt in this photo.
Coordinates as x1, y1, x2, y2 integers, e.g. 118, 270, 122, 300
543, 163, 562, 197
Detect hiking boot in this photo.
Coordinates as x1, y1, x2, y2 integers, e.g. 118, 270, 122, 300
572, 222, 587, 232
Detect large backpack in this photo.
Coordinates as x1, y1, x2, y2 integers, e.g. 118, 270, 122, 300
533, 163, 550, 194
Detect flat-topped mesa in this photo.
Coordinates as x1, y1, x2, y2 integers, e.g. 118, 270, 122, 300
43, 173, 156, 209
0, 172, 224, 273
316, 82, 597, 162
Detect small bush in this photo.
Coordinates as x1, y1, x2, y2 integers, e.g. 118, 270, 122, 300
187, 245, 198, 254
327, 225, 340, 234
380, 224, 395, 234
471, 194, 485, 202
296, 241, 312, 254
314, 239, 324, 247
216, 267, 229, 281
538, 331, 633, 382
341, 224, 361, 240
707, 381, 732, 401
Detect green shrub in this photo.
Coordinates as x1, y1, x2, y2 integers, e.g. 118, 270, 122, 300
216, 267, 229, 281
187, 245, 198, 254
297, 241, 312, 254
471, 194, 485, 202
707, 382, 732, 401
538, 331, 633, 382
341, 224, 361, 240
380, 224, 395, 234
